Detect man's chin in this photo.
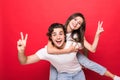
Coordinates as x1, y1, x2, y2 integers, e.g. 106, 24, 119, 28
56, 45, 62, 48
55, 44, 63, 49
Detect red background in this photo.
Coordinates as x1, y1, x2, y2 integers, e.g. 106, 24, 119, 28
1, 0, 120, 80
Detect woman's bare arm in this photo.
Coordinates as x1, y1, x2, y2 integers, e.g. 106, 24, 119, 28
84, 21, 104, 53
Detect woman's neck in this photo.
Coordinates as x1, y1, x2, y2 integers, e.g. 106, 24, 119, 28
67, 25, 72, 33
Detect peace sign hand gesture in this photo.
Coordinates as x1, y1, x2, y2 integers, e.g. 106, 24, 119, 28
96, 21, 104, 36
17, 32, 28, 52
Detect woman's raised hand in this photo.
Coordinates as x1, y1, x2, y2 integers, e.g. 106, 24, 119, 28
96, 21, 104, 36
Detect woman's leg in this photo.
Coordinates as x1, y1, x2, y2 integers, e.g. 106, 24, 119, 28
49, 64, 58, 80
77, 52, 106, 75
77, 52, 120, 80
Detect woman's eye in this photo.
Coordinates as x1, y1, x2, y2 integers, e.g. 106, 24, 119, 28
78, 22, 81, 25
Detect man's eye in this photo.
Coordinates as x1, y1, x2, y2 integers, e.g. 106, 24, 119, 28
74, 19, 77, 21
52, 34, 56, 36
60, 33, 64, 35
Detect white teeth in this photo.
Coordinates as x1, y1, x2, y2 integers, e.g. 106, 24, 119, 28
56, 40, 62, 41
56, 40, 62, 44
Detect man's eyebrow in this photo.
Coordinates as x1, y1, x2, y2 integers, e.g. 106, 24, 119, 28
52, 32, 56, 34
60, 30, 64, 32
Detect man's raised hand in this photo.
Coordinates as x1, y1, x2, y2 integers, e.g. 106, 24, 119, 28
17, 32, 28, 52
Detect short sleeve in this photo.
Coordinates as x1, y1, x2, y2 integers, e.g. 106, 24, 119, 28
35, 46, 47, 60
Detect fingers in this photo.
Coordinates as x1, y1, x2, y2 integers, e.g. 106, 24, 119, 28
96, 21, 104, 35
17, 32, 28, 50
100, 21, 103, 28
100, 27, 104, 31
25, 34, 28, 41
20, 32, 24, 40
98, 21, 104, 31
20, 32, 28, 41
75, 47, 79, 52
73, 43, 79, 52
98, 21, 103, 28
17, 39, 22, 46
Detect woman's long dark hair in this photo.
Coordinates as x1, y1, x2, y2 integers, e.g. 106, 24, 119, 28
65, 13, 86, 46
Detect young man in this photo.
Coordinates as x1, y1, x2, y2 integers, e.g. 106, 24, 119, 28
17, 23, 85, 80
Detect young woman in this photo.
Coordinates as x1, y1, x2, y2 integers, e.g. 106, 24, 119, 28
47, 13, 120, 80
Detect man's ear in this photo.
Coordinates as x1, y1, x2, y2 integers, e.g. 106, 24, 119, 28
49, 36, 53, 43
50, 36, 52, 40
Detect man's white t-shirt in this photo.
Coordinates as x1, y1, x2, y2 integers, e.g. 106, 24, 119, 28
36, 41, 82, 73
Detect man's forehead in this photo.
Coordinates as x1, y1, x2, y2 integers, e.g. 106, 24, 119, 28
53, 28, 64, 32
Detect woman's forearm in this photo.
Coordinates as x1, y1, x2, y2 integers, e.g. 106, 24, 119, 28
84, 21, 104, 53
47, 46, 70, 54
47, 40, 69, 54
91, 33, 100, 52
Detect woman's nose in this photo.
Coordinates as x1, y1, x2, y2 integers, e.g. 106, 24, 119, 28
74, 21, 78, 26
76, 20, 79, 24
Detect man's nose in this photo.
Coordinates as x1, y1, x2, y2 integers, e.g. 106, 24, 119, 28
57, 35, 60, 38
